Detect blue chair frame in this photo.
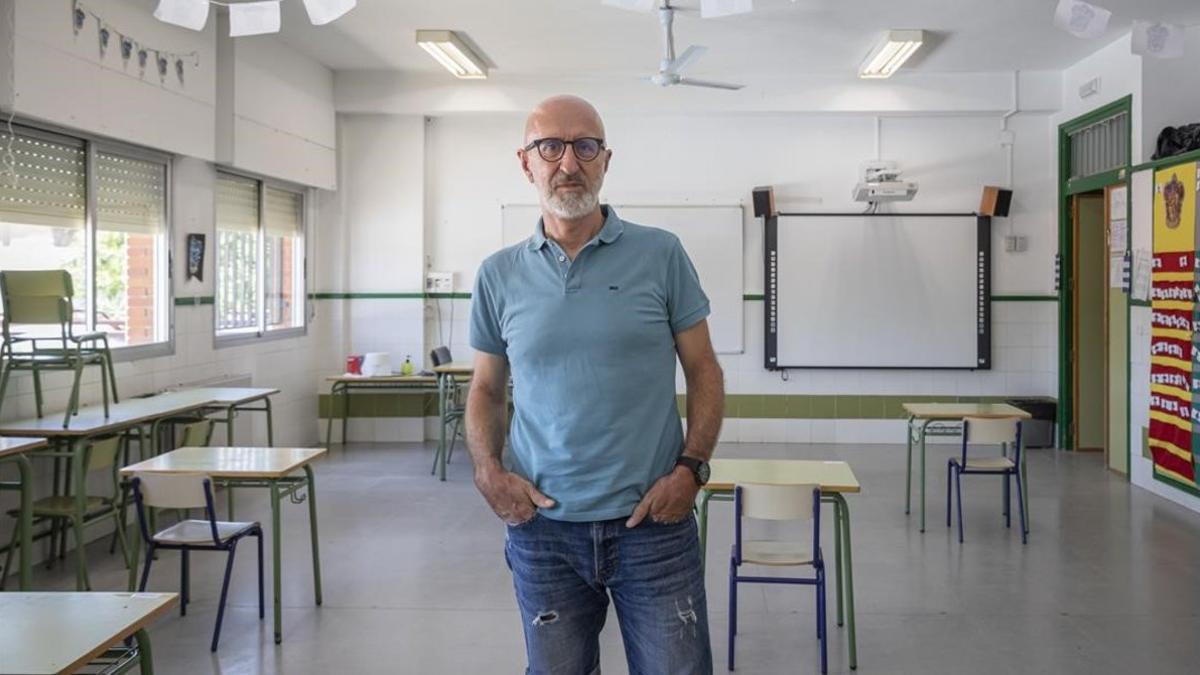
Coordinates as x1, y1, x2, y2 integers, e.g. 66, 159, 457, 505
728, 485, 827, 673
946, 418, 1028, 544
131, 476, 264, 652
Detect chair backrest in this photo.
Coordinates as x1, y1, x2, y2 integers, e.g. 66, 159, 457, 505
86, 435, 124, 472
734, 482, 821, 566
131, 472, 222, 546
180, 419, 214, 448
430, 346, 452, 367
0, 270, 73, 331
961, 416, 1023, 464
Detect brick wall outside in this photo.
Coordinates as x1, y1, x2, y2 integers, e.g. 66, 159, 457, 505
125, 233, 156, 345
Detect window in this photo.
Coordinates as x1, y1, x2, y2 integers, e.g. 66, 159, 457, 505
215, 172, 305, 339
0, 124, 170, 352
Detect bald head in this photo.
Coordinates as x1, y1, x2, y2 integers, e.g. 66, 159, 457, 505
524, 95, 606, 144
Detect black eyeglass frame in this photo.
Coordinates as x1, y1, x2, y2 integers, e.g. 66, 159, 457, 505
522, 137, 607, 162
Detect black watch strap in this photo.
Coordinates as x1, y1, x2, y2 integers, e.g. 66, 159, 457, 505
675, 456, 709, 486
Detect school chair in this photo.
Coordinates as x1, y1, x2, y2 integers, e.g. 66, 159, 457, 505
0, 270, 119, 427
728, 483, 827, 673
1, 435, 130, 591
430, 346, 466, 472
946, 416, 1028, 544
131, 472, 264, 652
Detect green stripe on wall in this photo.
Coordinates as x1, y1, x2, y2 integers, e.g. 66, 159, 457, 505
309, 292, 425, 300
310, 292, 1058, 303
319, 392, 1051, 420
991, 295, 1058, 302
175, 296, 214, 306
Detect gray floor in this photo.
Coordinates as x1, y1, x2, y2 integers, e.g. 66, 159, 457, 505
23, 440, 1200, 674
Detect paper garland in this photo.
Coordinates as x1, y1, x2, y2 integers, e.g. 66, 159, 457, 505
72, 0, 200, 85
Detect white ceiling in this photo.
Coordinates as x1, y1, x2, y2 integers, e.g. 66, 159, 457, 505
272, 0, 1200, 78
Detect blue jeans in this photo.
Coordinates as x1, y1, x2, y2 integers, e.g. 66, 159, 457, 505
504, 513, 713, 675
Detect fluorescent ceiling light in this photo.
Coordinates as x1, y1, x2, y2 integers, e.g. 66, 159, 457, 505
416, 30, 488, 79
859, 29, 924, 79
154, 0, 210, 31
302, 0, 357, 26
229, 1, 281, 37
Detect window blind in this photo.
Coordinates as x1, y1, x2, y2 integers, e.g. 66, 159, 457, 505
0, 128, 86, 229
264, 186, 302, 236
216, 173, 259, 232
95, 151, 165, 234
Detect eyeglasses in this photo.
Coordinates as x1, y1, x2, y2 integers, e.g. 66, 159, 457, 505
522, 137, 605, 163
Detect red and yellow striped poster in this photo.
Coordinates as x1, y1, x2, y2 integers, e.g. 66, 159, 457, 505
1150, 162, 1199, 489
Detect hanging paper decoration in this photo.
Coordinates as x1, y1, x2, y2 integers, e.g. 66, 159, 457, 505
1132, 21, 1186, 59
121, 36, 134, 64
229, 1, 282, 37
157, 54, 169, 81
138, 48, 149, 75
176, 58, 185, 85
98, 24, 111, 57
1149, 162, 1200, 491
73, 2, 86, 35
1053, 0, 1112, 39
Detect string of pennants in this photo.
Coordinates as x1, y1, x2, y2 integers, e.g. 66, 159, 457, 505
73, 0, 200, 86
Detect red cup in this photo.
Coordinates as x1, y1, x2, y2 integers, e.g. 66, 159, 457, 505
346, 355, 364, 375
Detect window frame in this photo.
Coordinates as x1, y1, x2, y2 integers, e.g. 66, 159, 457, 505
1, 120, 175, 362
213, 169, 308, 348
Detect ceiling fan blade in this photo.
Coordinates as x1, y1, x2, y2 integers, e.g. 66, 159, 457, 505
601, 0, 658, 12
677, 77, 745, 90
665, 44, 708, 75
700, 0, 753, 19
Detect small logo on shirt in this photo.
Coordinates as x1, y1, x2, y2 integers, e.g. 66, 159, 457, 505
608, 285, 619, 291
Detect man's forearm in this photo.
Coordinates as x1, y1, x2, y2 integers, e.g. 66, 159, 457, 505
683, 360, 724, 462
466, 384, 508, 477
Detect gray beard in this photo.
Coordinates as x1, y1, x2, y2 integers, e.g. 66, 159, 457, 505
543, 187, 600, 220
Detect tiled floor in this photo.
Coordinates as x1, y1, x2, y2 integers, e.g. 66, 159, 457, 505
17, 440, 1200, 674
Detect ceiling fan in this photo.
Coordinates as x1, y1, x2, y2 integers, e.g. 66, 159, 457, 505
603, 0, 747, 90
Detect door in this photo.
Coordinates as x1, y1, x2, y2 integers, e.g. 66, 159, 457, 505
1105, 185, 1130, 473
1073, 192, 1106, 452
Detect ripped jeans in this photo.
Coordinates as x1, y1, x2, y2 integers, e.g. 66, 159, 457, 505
504, 513, 713, 675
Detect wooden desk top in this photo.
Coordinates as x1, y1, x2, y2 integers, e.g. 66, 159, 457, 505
706, 458, 861, 493
172, 387, 280, 406
121, 446, 326, 479
902, 403, 1032, 420
0, 592, 178, 674
0, 436, 48, 460
0, 391, 216, 438
432, 362, 474, 375
326, 374, 438, 384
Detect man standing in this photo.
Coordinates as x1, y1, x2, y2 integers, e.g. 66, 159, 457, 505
467, 95, 725, 674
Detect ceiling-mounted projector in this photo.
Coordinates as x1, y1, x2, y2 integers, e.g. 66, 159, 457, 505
853, 161, 918, 203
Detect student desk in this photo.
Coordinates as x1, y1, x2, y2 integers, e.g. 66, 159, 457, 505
697, 458, 862, 670
0, 436, 47, 590
325, 374, 438, 447
432, 362, 474, 482
121, 446, 325, 644
0, 393, 223, 590
0, 592, 177, 674
902, 403, 1032, 532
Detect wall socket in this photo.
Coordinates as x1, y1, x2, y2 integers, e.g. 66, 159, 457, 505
425, 271, 454, 293
1004, 235, 1028, 253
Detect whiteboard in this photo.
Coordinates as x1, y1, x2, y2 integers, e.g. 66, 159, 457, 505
502, 204, 744, 353
766, 214, 989, 369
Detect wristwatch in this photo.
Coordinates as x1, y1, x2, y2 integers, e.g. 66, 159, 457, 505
675, 455, 711, 486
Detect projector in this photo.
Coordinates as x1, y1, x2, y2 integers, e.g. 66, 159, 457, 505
853, 160, 918, 203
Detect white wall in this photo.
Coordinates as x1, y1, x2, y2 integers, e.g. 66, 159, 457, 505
1141, 26, 1200, 162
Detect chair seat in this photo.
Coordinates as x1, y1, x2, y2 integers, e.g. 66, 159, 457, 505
153, 519, 258, 545
8, 495, 111, 517
954, 456, 1015, 471
740, 540, 814, 566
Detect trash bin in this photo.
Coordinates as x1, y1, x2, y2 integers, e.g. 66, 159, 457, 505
1006, 397, 1057, 448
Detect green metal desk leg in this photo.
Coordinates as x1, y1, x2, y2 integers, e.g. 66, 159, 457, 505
325, 383, 336, 447
919, 419, 931, 533
832, 492, 857, 670
341, 382, 350, 446
265, 396, 275, 446
270, 479, 283, 643
71, 438, 90, 590
904, 415, 914, 514
304, 465, 323, 606
831, 495, 843, 627
226, 405, 237, 520
15, 454, 33, 590
696, 488, 714, 571
133, 627, 155, 675
438, 374, 448, 481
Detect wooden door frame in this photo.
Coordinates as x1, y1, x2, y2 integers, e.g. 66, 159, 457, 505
1070, 192, 1105, 453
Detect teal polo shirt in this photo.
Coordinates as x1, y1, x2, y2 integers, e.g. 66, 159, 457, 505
470, 206, 711, 522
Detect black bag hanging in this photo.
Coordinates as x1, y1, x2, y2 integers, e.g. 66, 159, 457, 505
1153, 123, 1200, 160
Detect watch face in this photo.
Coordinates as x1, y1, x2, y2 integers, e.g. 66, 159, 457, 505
697, 462, 711, 484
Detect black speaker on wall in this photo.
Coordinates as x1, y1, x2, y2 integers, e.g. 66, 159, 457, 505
752, 186, 776, 218
980, 186, 1013, 217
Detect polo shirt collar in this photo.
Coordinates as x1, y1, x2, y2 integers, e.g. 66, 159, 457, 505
527, 205, 625, 250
